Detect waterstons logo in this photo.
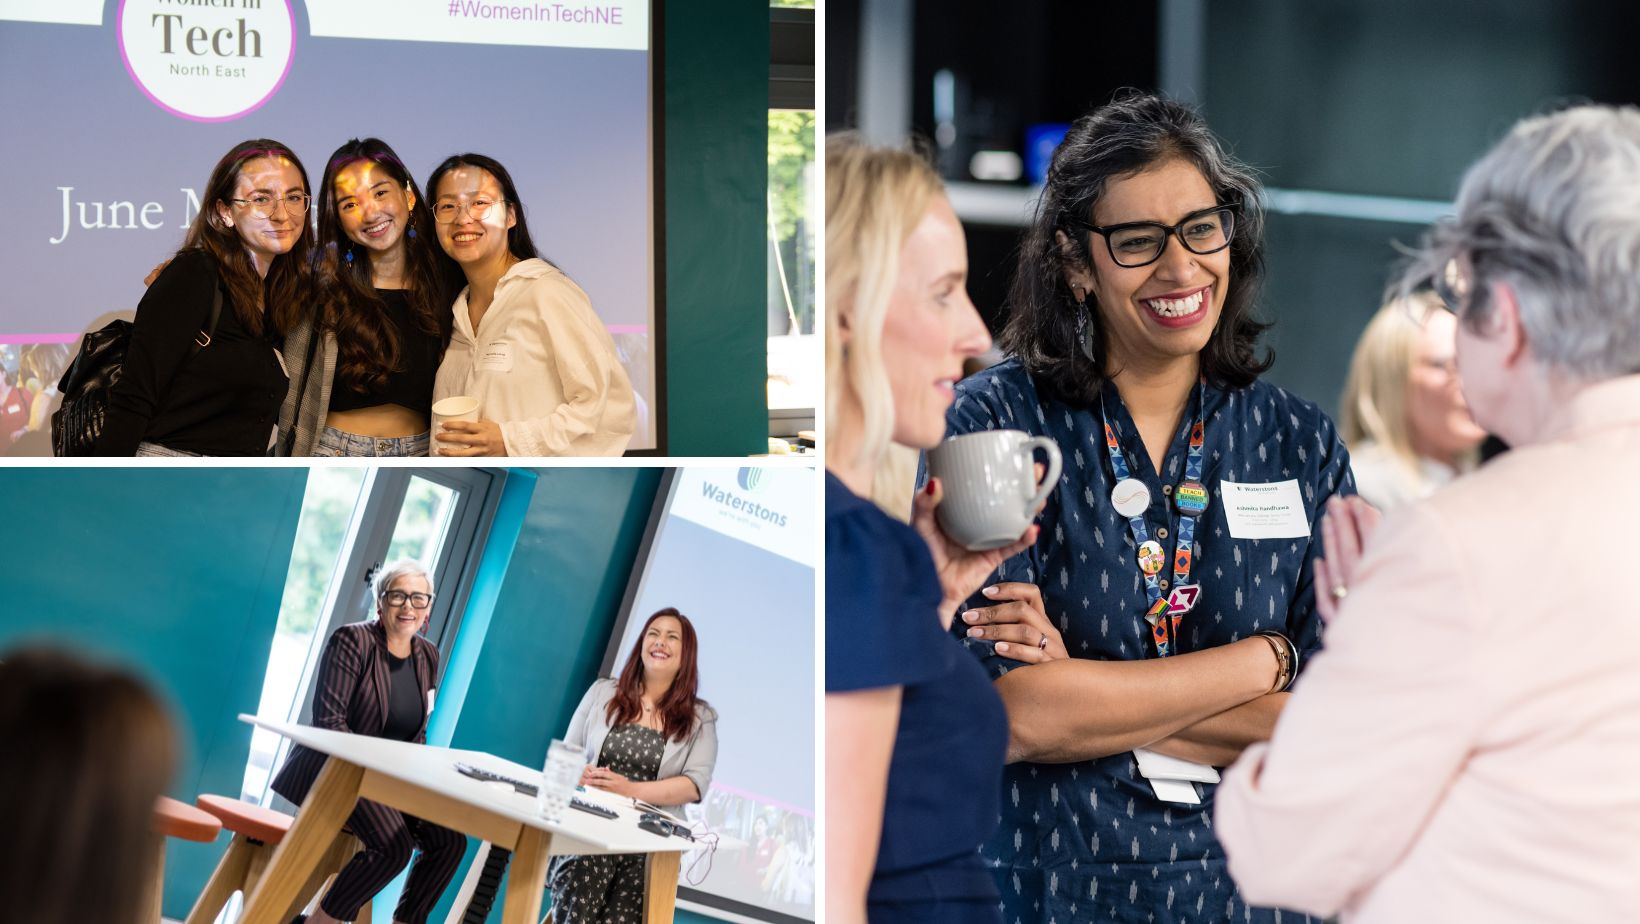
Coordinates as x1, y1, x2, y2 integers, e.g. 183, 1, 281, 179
737, 467, 765, 492
118, 0, 295, 122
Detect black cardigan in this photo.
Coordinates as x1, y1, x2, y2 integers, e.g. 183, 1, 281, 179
95, 250, 288, 456
270, 620, 441, 807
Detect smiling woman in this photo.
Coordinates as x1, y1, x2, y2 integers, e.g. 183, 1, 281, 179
939, 91, 1354, 924
550, 607, 718, 923
94, 138, 312, 456
268, 558, 466, 924
276, 137, 461, 458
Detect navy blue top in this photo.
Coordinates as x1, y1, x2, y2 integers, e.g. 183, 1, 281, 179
943, 359, 1354, 924
824, 472, 1008, 913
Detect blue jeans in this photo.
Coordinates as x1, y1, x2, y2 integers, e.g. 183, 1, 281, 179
312, 427, 430, 457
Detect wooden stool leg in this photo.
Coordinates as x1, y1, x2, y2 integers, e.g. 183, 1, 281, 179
287, 832, 354, 919
146, 836, 166, 924
184, 835, 255, 924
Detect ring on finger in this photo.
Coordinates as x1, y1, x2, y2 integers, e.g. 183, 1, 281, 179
1330, 584, 1348, 601
1037, 631, 1049, 651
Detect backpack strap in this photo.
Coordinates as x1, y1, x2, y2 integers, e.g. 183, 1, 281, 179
192, 280, 224, 350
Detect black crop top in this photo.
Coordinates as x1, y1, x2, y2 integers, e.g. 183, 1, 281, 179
327, 289, 441, 415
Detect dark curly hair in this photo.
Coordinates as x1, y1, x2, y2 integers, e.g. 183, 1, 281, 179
312, 138, 460, 392
1000, 90, 1273, 404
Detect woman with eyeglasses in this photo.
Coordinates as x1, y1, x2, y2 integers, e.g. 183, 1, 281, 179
277, 138, 462, 457
1337, 291, 1487, 511
933, 91, 1353, 923
270, 559, 466, 924
425, 154, 636, 456
549, 607, 717, 922
95, 139, 312, 455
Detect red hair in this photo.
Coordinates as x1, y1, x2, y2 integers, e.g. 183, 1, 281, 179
605, 608, 702, 743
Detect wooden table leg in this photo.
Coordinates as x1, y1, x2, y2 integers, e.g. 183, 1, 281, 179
499, 827, 552, 924
643, 851, 681, 924
239, 758, 365, 924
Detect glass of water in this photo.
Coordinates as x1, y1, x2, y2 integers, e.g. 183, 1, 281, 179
539, 739, 585, 823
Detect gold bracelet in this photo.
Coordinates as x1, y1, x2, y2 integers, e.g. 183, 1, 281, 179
1255, 631, 1293, 693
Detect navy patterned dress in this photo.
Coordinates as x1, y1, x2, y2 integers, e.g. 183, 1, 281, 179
943, 359, 1354, 924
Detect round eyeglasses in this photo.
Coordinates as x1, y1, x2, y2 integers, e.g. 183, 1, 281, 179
381, 590, 435, 609
228, 192, 310, 220
432, 198, 505, 224
1067, 205, 1236, 269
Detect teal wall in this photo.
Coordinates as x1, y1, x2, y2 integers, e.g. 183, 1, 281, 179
426, 466, 665, 923
0, 468, 307, 918
663, 0, 770, 456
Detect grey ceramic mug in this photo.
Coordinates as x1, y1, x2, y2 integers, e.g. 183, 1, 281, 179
925, 430, 1062, 550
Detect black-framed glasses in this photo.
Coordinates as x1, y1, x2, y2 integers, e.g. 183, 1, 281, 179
229, 192, 310, 219
432, 197, 505, 224
1067, 205, 1236, 268
381, 590, 435, 609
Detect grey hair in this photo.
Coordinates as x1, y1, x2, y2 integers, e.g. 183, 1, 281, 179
373, 559, 434, 600
1398, 104, 1640, 380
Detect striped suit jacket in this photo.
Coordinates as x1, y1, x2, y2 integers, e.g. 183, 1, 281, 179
270, 620, 440, 806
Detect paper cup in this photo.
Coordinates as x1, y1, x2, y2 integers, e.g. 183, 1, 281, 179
431, 396, 479, 453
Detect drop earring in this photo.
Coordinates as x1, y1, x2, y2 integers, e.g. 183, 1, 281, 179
407, 226, 417, 240
1072, 286, 1096, 362
344, 246, 354, 264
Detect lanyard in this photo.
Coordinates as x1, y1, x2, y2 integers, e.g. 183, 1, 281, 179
1099, 379, 1210, 657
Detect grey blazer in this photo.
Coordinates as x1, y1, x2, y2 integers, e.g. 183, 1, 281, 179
565, 677, 718, 814
275, 312, 336, 457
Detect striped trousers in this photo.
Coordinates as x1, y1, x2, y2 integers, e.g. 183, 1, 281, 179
320, 797, 466, 924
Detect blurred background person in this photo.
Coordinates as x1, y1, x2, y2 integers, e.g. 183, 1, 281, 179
1339, 291, 1487, 510
1217, 103, 1640, 923
0, 646, 179, 924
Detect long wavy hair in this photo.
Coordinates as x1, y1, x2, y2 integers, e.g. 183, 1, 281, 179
0, 647, 178, 924
183, 139, 313, 338
425, 153, 549, 265
313, 138, 458, 391
1002, 90, 1272, 403
605, 608, 703, 743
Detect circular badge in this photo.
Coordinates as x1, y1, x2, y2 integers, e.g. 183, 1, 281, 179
1111, 478, 1152, 517
1174, 480, 1209, 517
119, 0, 296, 122
1136, 540, 1165, 575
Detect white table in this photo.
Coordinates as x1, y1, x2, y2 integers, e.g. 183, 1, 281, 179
237, 715, 690, 924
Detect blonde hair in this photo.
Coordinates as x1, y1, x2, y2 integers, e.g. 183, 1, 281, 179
825, 135, 942, 486
1338, 292, 1440, 476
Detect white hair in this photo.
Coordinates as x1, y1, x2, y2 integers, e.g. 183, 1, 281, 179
1402, 104, 1640, 380
373, 559, 434, 600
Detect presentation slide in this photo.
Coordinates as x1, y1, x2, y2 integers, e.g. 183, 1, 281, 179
0, 0, 656, 450
607, 466, 817, 923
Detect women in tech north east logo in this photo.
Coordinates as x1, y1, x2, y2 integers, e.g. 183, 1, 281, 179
118, 0, 296, 122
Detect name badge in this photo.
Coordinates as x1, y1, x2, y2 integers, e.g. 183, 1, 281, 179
476, 340, 514, 372
1221, 479, 1311, 540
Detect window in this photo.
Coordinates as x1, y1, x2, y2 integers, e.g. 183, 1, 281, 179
767, 5, 816, 443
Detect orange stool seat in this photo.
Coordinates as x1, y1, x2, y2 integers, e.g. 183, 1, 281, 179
184, 795, 370, 924
197, 793, 294, 844
153, 796, 223, 842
